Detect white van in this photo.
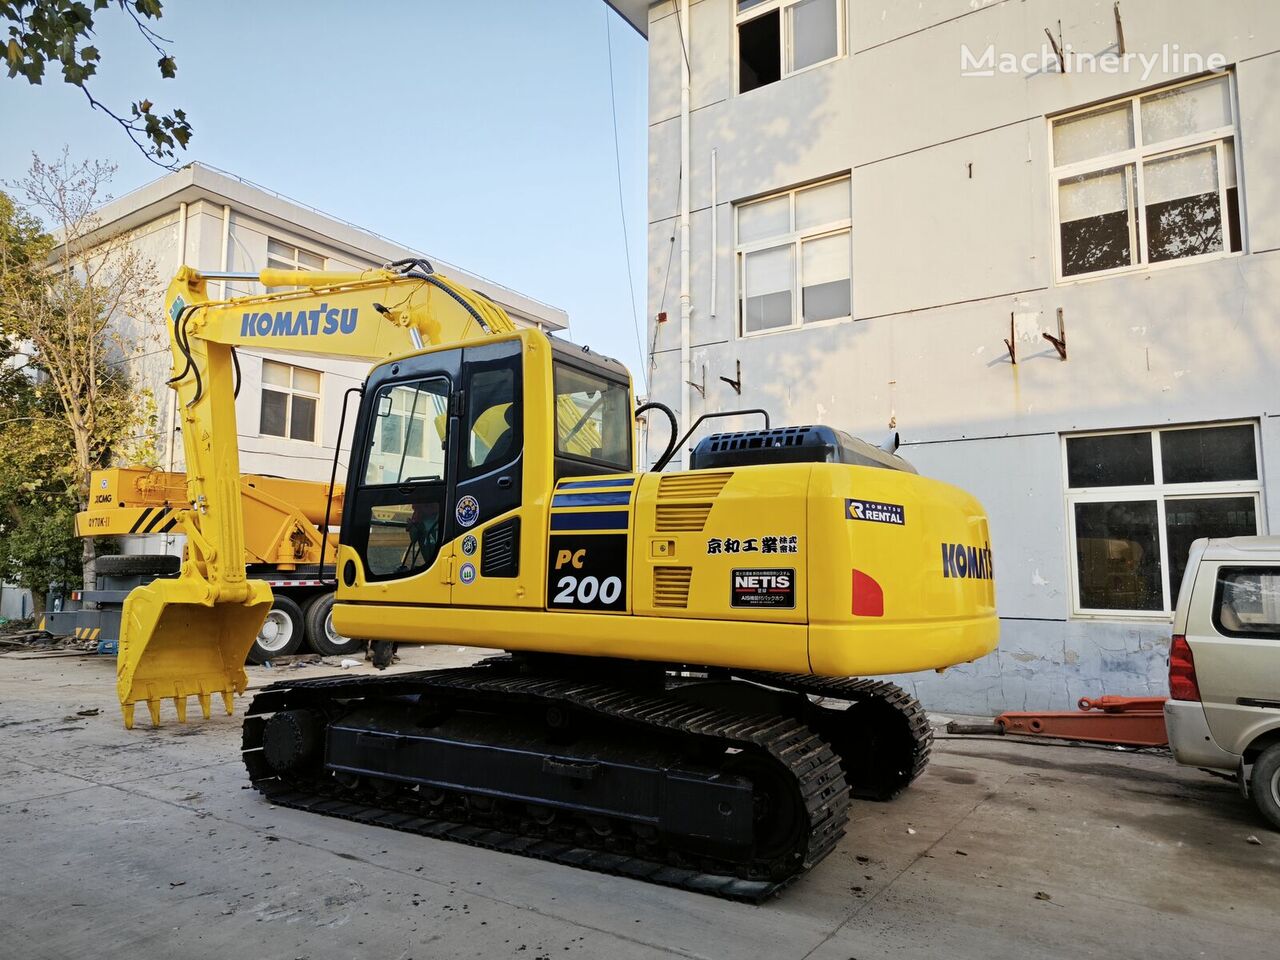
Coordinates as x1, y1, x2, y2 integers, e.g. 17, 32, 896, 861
1165, 537, 1280, 829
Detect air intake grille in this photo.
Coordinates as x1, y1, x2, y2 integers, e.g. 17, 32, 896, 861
658, 471, 731, 499
705, 426, 813, 452
653, 566, 692, 608
655, 503, 713, 532
480, 518, 519, 578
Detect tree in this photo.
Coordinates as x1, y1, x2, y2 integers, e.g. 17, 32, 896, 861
0, 190, 80, 613
0, 153, 159, 598
2, 0, 192, 167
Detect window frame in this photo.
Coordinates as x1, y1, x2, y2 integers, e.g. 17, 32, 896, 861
733, 0, 846, 96
1048, 71, 1245, 284
735, 174, 853, 338
258, 359, 323, 445
264, 236, 326, 292
1062, 420, 1264, 620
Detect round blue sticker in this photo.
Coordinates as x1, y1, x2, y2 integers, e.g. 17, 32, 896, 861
459, 562, 477, 585
455, 495, 480, 528
461, 534, 478, 556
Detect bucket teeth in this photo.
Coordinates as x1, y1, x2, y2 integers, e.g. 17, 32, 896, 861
122, 702, 136, 730
146, 699, 162, 727
198, 693, 212, 719
222, 691, 234, 716
174, 696, 188, 723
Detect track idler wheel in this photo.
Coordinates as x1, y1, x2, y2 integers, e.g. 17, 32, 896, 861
818, 697, 929, 801
261, 709, 323, 775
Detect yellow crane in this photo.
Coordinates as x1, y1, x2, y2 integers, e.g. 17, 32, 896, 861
118, 259, 998, 898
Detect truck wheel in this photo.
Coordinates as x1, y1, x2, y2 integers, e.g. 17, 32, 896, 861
95, 554, 180, 577
248, 595, 305, 663
1250, 743, 1280, 830
304, 591, 362, 658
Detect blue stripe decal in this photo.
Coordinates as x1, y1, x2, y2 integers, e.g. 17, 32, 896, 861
550, 511, 630, 531
556, 477, 636, 490
551, 491, 632, 508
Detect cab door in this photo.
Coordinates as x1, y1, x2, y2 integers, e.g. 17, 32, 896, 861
448, 339, 535, 607
342, 350, 461, 609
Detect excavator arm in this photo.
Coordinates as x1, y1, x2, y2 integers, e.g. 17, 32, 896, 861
117, 260, 516, 727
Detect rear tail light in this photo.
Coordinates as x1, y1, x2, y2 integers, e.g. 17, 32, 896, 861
851, 569, 884, 617
1168, 634, 1201, 702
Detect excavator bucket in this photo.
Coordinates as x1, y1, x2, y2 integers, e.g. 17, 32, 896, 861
116, 574, 273, 729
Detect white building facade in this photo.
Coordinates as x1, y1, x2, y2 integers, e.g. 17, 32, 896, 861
620, 0, 1280, 712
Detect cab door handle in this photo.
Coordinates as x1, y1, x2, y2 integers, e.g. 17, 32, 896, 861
497, 476, 512, 489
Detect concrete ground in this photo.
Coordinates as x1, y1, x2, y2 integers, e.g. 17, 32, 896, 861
1, 646, 1277, 960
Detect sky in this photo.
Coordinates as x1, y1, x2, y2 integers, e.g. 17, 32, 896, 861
0, 0, 650, 386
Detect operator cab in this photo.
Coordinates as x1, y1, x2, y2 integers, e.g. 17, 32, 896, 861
340, 333, 633, 587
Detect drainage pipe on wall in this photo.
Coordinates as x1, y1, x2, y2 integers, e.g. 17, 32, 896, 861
219, 203, 231, 299
678, 0, 692, 457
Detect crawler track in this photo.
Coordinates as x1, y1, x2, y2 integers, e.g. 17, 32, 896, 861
242, 661, 851, 901
734, 672, 932, 800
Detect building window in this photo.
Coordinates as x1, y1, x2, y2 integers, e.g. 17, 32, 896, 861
260, 359, 321, 442
1050, 72, 1243, 280
1064, 422, 1261, 617
265, 237, 325, 291
736, 176, 851, 335
737, 0, 843, 94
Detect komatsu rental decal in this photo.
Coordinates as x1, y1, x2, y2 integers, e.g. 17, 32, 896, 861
846, 498, 905, 525
941, 541, 993, 580
240, 304, 359, 338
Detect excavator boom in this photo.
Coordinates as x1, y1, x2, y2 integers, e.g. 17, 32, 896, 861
117, 261, 515, 727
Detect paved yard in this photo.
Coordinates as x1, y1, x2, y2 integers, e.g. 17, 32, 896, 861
1, 647, 1276, 960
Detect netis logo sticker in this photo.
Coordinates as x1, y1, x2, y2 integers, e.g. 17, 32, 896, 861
941, 542, 993, 580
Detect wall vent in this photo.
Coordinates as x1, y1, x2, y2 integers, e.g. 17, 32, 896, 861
653, 566, 693, 608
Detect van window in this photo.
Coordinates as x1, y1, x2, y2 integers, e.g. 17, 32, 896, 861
1214, 566, 1280, 639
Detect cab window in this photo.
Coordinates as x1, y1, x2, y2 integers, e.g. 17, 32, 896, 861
553, 363, 630, 470
364, 380, 448, 486
466, 367, 517, 472
357, 377, 449, 578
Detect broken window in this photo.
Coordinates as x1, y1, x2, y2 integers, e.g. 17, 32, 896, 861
1051, 73, 1242, 280
736, 176, 851, 335
737, 0, 841, 94
1064, 423, 1261, 616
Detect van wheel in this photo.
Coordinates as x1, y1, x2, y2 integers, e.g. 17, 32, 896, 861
248, 596, 305, 663
304, 591, 362, 658
1250, 743, 1280, 830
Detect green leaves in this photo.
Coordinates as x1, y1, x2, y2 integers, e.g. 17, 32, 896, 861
2, 0, 192, 167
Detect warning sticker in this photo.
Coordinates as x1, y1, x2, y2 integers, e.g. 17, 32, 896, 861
730, 568, 796, 609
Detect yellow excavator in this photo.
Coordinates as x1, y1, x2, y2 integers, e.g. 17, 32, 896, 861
118, 259, 997, 899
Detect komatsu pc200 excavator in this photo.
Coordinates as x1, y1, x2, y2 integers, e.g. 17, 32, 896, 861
117, 260, 997, 899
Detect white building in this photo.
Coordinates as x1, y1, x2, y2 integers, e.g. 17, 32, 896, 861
615, 0, 1280, 712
